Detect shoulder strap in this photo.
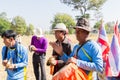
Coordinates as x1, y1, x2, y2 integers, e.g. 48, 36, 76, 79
14, 43, 18, 63
81, 48, 92, 61
75, 40, 90, 57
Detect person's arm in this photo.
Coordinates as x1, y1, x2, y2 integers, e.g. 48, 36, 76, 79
14, 46, 28, 68
2, 46, 8, 66
76, 43, 103, 73
49, 42, 76, 62
59, 51, 74, 62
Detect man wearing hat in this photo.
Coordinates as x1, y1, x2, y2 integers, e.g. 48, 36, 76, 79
50, 18, 103, 79
29, 28, 48, 80
49, 23, 72, 75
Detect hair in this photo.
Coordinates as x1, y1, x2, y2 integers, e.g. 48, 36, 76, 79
1, 30, 17, 40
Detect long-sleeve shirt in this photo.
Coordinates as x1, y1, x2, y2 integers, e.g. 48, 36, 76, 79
2, 43, 28, 80
31, 35, 48, 54
52, 37, 72, 74
59, 40, 103, 74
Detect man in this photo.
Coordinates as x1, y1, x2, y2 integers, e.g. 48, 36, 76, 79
1, 30, 28, 80
48, 23, 72, 75
30, 28, 48, 80
50, 18, 103, 79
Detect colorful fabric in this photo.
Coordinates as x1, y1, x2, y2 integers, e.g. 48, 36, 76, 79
106, 34, 120, 76
114, 21, 120, 45
105, 22, 120, 77
97, 22, 110, 61
52, 63, 88, 80
24, 67, 27, 80
50, 65, 54, 75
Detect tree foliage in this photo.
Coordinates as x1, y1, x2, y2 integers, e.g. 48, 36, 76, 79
0, 12, 11, 34
93, 20, 115, 33
0, 18, 11, 34
26, 24, 34, 35
105, 21, 115, 33
0, 12, 36, 35
93, 20, 101, 29
60, 0, 107, 18
11, 16, 27, 34
51, 13, 75, 34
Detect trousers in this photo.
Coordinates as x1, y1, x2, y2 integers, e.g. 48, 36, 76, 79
32, 53, 46, 80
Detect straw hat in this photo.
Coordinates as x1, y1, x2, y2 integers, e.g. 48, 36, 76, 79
34, 27, 43, 37
53, 23, 67, 31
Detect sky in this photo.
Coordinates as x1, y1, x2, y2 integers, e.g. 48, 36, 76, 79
0, 0, 120, 31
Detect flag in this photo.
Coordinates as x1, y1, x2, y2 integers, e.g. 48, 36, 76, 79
114, 21, 120, 45
97, 22, 110, 61
114, 21, 119, 36
106, 34, 120, 76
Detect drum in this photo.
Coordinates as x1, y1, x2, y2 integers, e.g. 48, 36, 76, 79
52, 63, 88, 80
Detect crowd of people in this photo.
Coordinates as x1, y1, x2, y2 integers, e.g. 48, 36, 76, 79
1, 18, 120, 80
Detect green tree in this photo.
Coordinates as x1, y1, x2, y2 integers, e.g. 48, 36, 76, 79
93, 20, 115, 33
0, 18, 11, 34
105, 21, 115, 33
26, 24, 34, 35
11, 16, 27, 34
93, 21, 101, 29
60, 0, 107, 19
0, 12, 11, 34
51, 13, 75, 34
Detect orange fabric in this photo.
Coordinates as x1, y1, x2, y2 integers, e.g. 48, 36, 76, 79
50, 65, 54, 75
52, 63, 88, 80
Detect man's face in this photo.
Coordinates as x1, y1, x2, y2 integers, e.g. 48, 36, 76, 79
2, 37, 12, 47
75, 28, 86, 41
54, 30, 64, 40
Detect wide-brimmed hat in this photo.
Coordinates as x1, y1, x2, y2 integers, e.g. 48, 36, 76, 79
34, 28, 43, 37
53, 23, 67, 31
74, 18, 91, 32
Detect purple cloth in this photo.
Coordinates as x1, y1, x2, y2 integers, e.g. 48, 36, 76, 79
31, 35, 48, 54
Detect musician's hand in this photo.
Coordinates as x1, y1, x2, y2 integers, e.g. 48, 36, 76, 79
49, 42, 63, 56
50, 60, 58, 66
66, 57, 77, 64
6, 64, 16, 70
2, 60, 8, 66
31, 45, 37, 51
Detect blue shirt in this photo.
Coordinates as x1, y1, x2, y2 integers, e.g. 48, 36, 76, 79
2, 43, 28, 80
60, 40, 103, 74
